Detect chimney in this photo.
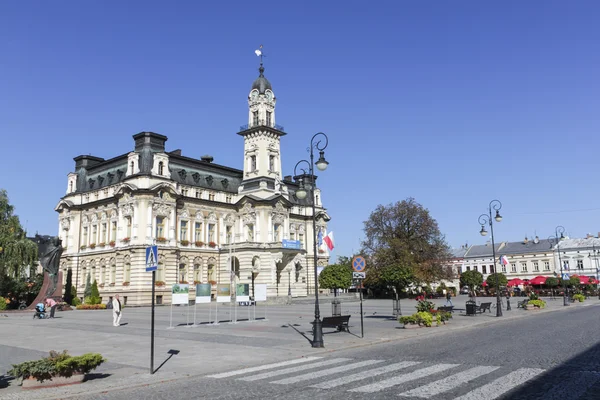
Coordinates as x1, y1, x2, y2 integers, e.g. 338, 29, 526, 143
201, 155, 214, 163
534, 236, 539, 244
523, 236, 528, 244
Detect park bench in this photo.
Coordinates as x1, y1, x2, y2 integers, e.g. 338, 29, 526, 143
314, 315, 351, 332
437, 306, 454, 313
517, 299, 528, 309
476, 302, 492, 313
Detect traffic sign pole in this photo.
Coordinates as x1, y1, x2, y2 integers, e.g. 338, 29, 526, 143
150, 270, 155, 374
359, 280, 364, 338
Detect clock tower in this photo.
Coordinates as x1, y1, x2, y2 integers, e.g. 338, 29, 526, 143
237, 58, 286, 198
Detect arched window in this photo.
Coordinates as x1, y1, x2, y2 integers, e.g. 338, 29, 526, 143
179, 263, 186, 283
69, 181, 73, 192
158, 161, 164, 175
130, 161, 135, 174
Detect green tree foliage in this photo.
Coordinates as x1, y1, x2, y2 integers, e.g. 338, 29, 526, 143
460, 270, 483, 290
318, 260, 352, 296
85, 280, 101, 305
545, 277, 559, 288
90, 280, 99, 299
64, 269, 73, 305
0, 189, 38, 279
486, 273, 508, 289
362, 198, 452, 292
84, 273, 92, 298
568, 276, 581, 287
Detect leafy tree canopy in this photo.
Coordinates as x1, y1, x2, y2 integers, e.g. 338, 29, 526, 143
0, 189, 38, 278
486, 273, 508, 289
318, 258, 352, 293
361, 198, 452, 291
460, 270, 483, 290
545, 277, 559, 288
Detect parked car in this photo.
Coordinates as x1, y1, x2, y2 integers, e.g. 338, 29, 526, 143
460, 287, 469, 295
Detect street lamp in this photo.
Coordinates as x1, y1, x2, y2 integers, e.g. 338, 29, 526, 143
293, 132, 329, 348
588, 244, 600, 300
478, 200, 503, 317
548, 226, 568, 306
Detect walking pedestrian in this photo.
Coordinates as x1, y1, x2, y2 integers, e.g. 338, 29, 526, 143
45, 297, 57, 318
112, 294, 122, 327
445, 291, 453, 306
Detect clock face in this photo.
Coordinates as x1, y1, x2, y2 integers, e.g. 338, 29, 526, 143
250, 90, 258, 101
265, 90, 273, 102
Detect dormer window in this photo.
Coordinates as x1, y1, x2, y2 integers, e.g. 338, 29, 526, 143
158, 161, 164, 175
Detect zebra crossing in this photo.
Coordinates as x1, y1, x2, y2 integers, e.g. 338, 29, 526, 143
205, 356, 599, 399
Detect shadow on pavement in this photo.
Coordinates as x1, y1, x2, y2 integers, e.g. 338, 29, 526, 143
503, 341, 600, 399
0, 374, 13, 389
153, 349, 180, 374
286, 324, 313, 345
83, 373, 111, 382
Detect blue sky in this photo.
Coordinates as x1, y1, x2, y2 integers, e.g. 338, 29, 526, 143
1, 1, 599, 261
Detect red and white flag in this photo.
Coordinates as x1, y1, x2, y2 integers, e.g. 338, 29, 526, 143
323, 232, 335, 251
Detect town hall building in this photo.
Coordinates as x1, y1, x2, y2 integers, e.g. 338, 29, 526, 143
54, 62, 331, 306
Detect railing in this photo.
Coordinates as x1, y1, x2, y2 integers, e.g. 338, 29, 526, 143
239, 120, 285, 132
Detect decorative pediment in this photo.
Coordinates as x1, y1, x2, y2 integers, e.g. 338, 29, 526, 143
110, 209, 118, 219
272, 201, 288, 224
207, 211, 217, 223
82, 215, 89, 224
192, 172, 201, 183
224, 213, 235, 226
178, 169, 187, 180
101, 212, 108, 221
153, 203, 171, 217
206, 175, 214, 186
298, 224, 305, 233
180, 209, 189, 219
240, 202, 256, 226
195, 210, 204, 220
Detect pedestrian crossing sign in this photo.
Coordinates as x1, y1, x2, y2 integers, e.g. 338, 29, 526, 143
146, 246, 158, 272
562, 273, 569, 280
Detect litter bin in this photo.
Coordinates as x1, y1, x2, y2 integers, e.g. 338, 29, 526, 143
392, 299, 401, 317
331, 299, 341, 316
466, 300, 477, 316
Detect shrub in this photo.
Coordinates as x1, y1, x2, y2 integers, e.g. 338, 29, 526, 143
529, 292, 539, 301
415, 300, 435, 313
84, 274, 92, 298
398, 315, 417, 325
8, 350, 105, 382
84, 296, 101, 305
91, 280, 100, 298
573, 293, 585, 302
76, 304, 106, 310
527, 299, 546, 309
72, 297, 81, 306
0, 296, 7, 310
415, 311, 433, 327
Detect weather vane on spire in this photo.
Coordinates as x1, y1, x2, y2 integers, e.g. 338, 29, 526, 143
255, 44, 265, 65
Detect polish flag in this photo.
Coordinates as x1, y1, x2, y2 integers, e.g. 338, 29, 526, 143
500, 256, 510, 265
323, 232, 335, 251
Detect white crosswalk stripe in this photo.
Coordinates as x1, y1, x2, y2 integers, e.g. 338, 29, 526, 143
349, 364, 460, 393
206, 356, 323, 378
453, 368, 545, 400
237, 358, 352, 382
311, 361, 422, 389
398, 366, 500, 398
271, 359, 385, 385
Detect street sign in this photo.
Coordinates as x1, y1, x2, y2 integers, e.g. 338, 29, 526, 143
562, 273, 570, 280
282, 239, 302, 249
352, 256, 366, 272
353, 272, 366, 279
146, 246, 158, 272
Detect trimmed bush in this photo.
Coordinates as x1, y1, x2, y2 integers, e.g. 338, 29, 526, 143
76, 304, 106, 310
0, 296, 7, 310
573, 293, 585, 302
8, 350, 105, 383
527, 299, 546, 309
415, 300, 435, 313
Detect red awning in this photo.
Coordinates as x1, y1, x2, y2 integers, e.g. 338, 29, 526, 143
507, 278, 525, 287
528, 276, 547, 285
579, 276, 590, 284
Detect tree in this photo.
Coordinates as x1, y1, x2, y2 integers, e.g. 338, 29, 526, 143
568, 276, 581, 288
84, 273, 92, 298
64, 269, 73, 305
486, 273, 508, 289
91, 280, 100, 299
545, 277, 559, 289
318, 262, 352, 296
460, 270, 483, 291
0, 189, 38, 279
362, 198, 452, 292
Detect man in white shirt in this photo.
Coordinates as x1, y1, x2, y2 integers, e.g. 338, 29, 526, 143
112, 294, 122, 327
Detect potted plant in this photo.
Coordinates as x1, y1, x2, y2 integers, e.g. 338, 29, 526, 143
208, 280, 217, 286
195, 241, 204, 247
109, 240, 116, 247
121, 237, 130, 243
156, 237, 167, 243
89, 243, 96, 249
8, 350, 105, 389
180, 240, 190, 246
122, 281, 130, 286
193, 280, 201, 285
98, 242, 106, 248
80, 245, 87, 250
155, 281, 166, 287
208, 241, 217, 248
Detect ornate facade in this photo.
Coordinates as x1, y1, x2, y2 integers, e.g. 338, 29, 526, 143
55, 64, 331, 305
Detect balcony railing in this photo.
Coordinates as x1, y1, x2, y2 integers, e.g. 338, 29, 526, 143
239, 120, 285, 132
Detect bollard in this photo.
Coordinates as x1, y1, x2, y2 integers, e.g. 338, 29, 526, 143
331, 299, 341, 316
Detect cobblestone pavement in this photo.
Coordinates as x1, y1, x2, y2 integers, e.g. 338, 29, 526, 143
0, 295, 598, 399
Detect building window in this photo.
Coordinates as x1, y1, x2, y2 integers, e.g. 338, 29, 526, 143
195, 223, 202, 242
252, 111, 258, 126
124, 263, 131, 282
156, 295, 163, 305
226, 195, 232, 203
83, 227, 88, 245
158, 161, 164, 175
110, 265, 116, 284
533, 262, 539, 272
473, 266, 478, 272
544, 261, 550, 271
489, 265, 494, 274
247, 224, 254, 242
111, 221, 117, 241
182, 188, 189, 196
208, 224, 215, 242
101, 223, 107, 243
126, 217, 132, 238
194, 264, 200, 282
156, 217, 165, 238
457, 266, 462, 275
502, 264, 506, 273
577, 259, 584, 270
101, 266, 106, 284
466, 266, 471, 271
521, 262, 527, 272
250, 155, 257, 172
269, 155, 275, 171
179, 264, 186, 283
299, 233, 304, 247
564, 261, 570, 270
195, 191, 200, 199
266, 111, 272, 126
273, 224, 281, 242
208, 193, 215, 201
130, 161, 135, 174
180, 221, 188, 241
207, 265, 215, 282
510, 263, 517, 273
226, 226, 232, 244
92, 225, 97, 244
482, 265, 487, 274
290, 232, 295, 241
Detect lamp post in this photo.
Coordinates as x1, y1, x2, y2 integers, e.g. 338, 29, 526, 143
478, 199, 503, 317
288, 269, 292, 296
588, 245, 600, 300
548, 226, 568, 306
294, 132, 329, 348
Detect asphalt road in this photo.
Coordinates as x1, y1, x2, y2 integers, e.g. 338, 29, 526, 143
61, 304, 600, 400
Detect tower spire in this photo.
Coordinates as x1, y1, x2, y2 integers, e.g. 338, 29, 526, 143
255, 45, 265, 76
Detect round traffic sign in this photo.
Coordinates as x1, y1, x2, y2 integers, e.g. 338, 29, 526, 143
352, 256, 366, 272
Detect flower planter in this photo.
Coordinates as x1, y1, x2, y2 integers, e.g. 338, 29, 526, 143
22, 374, 85, 389
401, 324, 422, 329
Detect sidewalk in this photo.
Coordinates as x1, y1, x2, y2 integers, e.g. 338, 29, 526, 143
0, 295, 597, 399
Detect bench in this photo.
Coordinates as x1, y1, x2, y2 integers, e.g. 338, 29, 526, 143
437, 306, 454, 313
314, 315, 351, 332
517, 299, 528, 309
477, 302, 492, 313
